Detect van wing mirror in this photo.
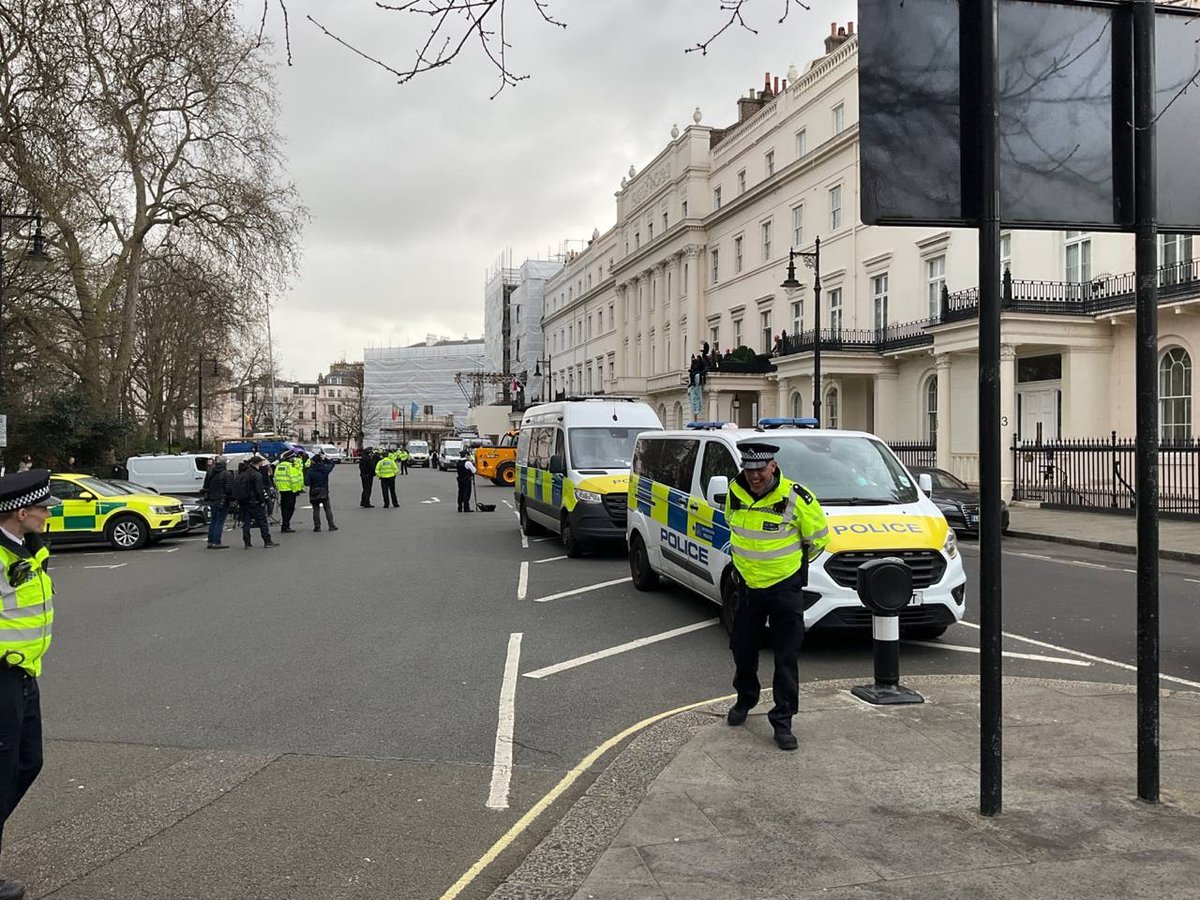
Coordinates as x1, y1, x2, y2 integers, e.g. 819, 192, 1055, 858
706, 475, 729, 507
917, 473, 933, 496
549, 454, 567, 475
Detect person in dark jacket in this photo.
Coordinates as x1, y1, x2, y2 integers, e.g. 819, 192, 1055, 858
307, 452, 339, 532
201, 456, 234, 549
234, 457, 278, 549
455, 449, 476, 513
358, 447, 376, 508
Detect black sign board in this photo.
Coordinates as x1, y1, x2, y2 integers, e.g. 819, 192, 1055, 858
859, 0, 1200, 233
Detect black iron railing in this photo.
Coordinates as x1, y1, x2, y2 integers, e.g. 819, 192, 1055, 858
1011, 432, 1200, 519
887, 440, 937, 468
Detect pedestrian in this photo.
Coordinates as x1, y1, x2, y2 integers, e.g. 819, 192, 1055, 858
375, 450, 399, 508
358, 446, 376, 508
455, 447, 476, 512
234, 456, 278, 549
16, 457, 31, 474
202, 455, 234, 549
724, 441, 829, 751
430, 448, 438, 470
398, 446, 410, 475
307, 451, 339, 532
0, 469, 60, 900
273, 451, 303, 533
257, 457, 277, 522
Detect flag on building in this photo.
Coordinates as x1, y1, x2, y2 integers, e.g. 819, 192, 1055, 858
512, 376, 522, 394
410, 401, 419, 419
390, 402, 399, 421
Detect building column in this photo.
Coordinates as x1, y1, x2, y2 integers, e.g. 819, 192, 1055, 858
685, 244, 703, 357
872, 369, 900, 438
1062, 346, 1110, 438
640, 271, 653, 378
1000, 344, 1017, 501
615, 282, 628, 379
655, 261, 669, 371
935, 353, 952, 470
775, 377, 789, 420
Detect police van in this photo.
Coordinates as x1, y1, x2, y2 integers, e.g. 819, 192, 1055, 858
515, 397, 663, 556
626, 419, 967, 637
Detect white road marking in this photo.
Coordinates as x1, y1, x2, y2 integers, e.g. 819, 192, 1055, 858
502, 499, 514, 509
84, 563, 127, 570
530, 537, 557, 543
487, 633, 522, 810
532, 577, 632, 603
902, 640, 1092, 667
1006, 550, 1134, 575
1186, 578, 1200, 585
533, 555, 568, 564
516, 561, 528, 601
420, 497, 442, 504
523, 619, 720, 679
520, 532, 529, 550
145, 547, 178, 554
956, 621, 1200, 690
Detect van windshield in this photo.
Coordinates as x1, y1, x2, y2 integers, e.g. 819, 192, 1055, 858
770, 435, 918, 505
568, 427, 650, 470
409, 442, 429, 452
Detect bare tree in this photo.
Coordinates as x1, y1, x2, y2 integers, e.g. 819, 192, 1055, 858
329, 368, 382, 452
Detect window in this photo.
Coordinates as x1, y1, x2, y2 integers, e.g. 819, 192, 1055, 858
1064, 231, 1092, 283
700, 441, 739, 493
795, 128, 807, 158
733, 318, 743, 347
1160, 234, 1193, 286
765, 149, 775, 177
737, 169, 747, 194
833, 102, 845, 134
1000, 232, 1012, 277
647, 221, 653, 240
872, 273, 889, 332
829, 184, 842, 231
1160, 347, 1192, 442
608, 358, 615, 381
608, 302, 614, 329
792, 205, 804, 248
683, 262, 689, 292
662, 211, 669, 232
681, 197, 688, 218
760, 310, 772, 352
710, 324, 720, 347
925, 375, 939, 444
926, 255, 946, 318
761, 220, 772, 261
635, 231, 641, 250
711, 248, 720, 284
791, 393, 804, 418
713, 187, 722, 210
828, 287, 843, 332
825, 386, 840, 429
734, 235, 744, 273
791, 299, 803, 334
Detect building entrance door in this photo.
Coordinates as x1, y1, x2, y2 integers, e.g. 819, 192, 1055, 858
1017, 383, 1060, 444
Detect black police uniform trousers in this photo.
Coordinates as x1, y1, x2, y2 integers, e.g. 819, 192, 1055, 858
730, 569, 806, 732
360, 473, 374, 507
241, 501, 271, 546
279, 490, 297, 529
0, 664, 43, 850
380, 477, 398, 508
456, 474, 473, 511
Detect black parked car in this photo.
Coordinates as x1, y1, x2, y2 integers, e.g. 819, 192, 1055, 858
909, 466, 1009, 537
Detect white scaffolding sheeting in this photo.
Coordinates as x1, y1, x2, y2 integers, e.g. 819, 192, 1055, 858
363, 341, 488, 445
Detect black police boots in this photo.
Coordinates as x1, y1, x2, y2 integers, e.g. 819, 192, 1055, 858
726, 705, 750, 727
0, 877, 27, 899
773, 728, 798, 751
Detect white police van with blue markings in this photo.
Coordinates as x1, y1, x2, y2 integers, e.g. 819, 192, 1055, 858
626, 419, 967, 637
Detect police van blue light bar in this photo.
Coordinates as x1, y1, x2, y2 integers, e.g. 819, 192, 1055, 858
758, 417, 819, 429
686, 421, 728, 430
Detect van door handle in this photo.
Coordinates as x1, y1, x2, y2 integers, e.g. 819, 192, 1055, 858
688, 502, 701, 511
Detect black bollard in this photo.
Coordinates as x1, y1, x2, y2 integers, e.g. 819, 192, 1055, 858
851, 558, 925, 705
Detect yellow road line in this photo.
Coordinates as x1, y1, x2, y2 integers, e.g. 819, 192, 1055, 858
438, 692, 734, 900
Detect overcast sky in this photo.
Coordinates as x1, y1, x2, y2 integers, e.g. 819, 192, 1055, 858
253, 0, 856, 380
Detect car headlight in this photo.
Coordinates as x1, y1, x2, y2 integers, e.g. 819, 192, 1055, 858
575, 489, 603, 503
150, 505, 173, 515
943, 528, 959, 559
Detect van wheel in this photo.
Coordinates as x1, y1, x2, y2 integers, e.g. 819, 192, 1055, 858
629, 533, 659, 591
106, 514, 149, 551
720, 570, 742, 636
496, 461, 516, 486
562, 514, 583, 558
519, 500, 540, 536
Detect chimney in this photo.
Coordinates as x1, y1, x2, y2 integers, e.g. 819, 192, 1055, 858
774, 75, 780, 94
737, 87, 766, 122
762, 71, 773, 98
824, 21, 853, 54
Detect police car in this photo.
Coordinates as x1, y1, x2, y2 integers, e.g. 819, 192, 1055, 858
45, 473, 189, 550
626, 419, 967, 638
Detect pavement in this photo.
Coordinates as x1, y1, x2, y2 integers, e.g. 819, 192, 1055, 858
1006, 505, 1200, 562
487, 676, 1200, 899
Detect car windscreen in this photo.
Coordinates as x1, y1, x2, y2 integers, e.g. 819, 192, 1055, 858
771, 435, 918, 505
77, 477, 129, 498
568, 427, 649, 470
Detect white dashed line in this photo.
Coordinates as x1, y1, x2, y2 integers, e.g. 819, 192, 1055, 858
516, 561, 528, 601
486, 632, 522, 810
523, 620, 720, 679
533, 555, 568, 564
532, 577, 632, 604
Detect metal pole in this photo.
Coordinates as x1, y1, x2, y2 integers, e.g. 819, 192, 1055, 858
197, 358, 204, 449
977, 0, 1004, 818
266, 299, 279, 434
1133, 0, 1160, 804
812, 236, 822, 424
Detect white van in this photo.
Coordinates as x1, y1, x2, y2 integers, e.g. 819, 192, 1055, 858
125, 454, 212, 495
626, 420, 967, 638
408, 440, 431, 467
515, 398, 663, 556
438, 439, 464, 471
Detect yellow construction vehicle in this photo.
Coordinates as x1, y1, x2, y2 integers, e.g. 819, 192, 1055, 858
473, 430, 519, 486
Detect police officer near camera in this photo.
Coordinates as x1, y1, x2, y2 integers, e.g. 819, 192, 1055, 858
0, 470, 60, 899
724, 442, 829, 751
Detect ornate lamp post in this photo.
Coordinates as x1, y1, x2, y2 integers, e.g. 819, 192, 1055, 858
781, 236, 821, 424
533, 354, 553, 403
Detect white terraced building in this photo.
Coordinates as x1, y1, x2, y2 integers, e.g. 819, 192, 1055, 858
537, 23, 1199, 505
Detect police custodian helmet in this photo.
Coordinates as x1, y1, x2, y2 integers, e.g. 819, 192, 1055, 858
0, 469, 61, 512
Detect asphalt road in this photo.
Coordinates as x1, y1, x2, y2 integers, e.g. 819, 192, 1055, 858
6, 464, 1198, 899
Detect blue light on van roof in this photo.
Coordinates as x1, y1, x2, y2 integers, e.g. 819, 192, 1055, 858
758, 417, 819, 429
686, 421, 728, 430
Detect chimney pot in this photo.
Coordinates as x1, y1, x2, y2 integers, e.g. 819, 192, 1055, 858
848, 21, 855, 34
774, 76, 780, 94
782, 79, 788, 91
830, 22, 837, 36
764, 72, 771, 92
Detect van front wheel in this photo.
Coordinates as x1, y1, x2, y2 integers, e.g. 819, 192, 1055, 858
562, 514, 583, 558
629, 533, 659, 591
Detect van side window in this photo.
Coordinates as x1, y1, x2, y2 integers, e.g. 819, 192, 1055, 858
633, 439, 662, 479
517, 429, 531, 462
659, 439, 700, 492
553, 429, 566, 466
700, 441, 739, 493
531, 427, 553, 469
194, 457, 210, 472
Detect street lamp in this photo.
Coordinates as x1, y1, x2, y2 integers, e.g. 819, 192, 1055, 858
533, 354, 552, 403
781, 236, 821, 424
197, 357, 220, 449
0, 205, 51, 402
